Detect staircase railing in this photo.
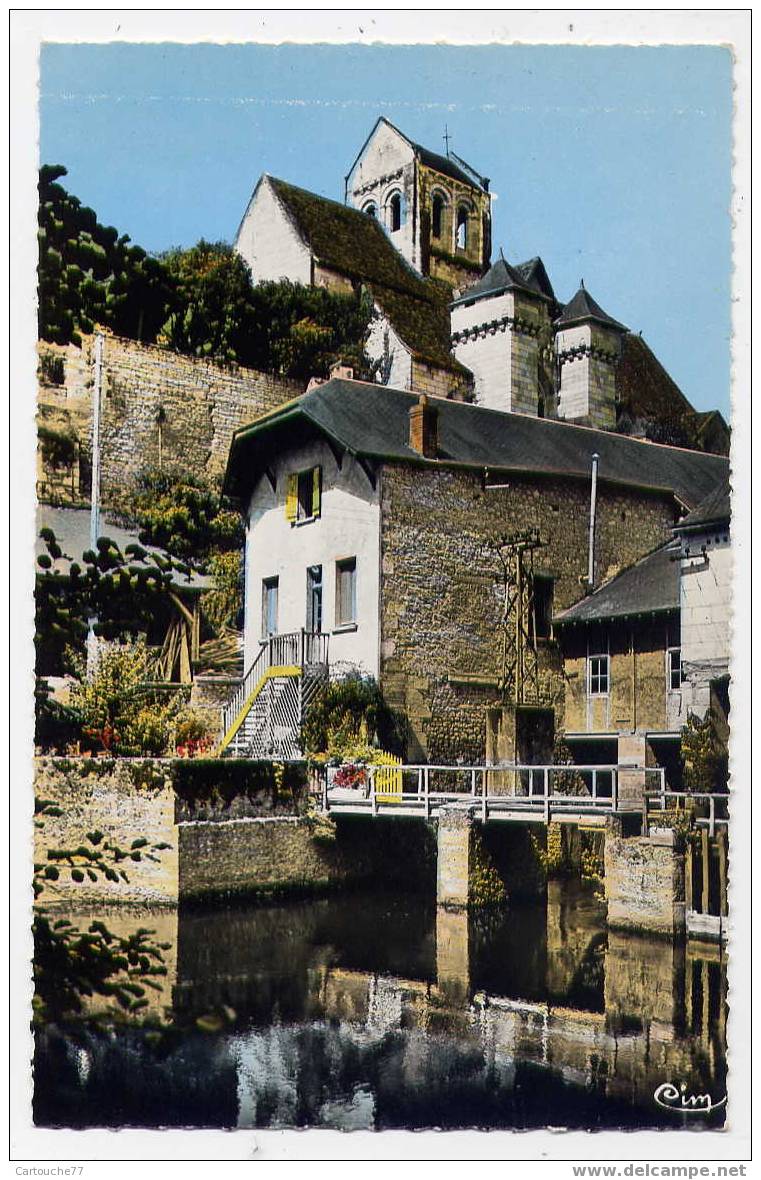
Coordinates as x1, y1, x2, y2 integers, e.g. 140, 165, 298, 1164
219, 630, 329, 749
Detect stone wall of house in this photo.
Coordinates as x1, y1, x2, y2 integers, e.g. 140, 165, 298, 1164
36, 336, 302, 504
379, 463, 677, 761
562, 616, 679, 734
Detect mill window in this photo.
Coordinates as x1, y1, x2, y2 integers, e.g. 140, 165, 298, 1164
588, 653, 610, 696
335, 557, 357, 627
532, 576, 554, 641
667, 647, 682, 691
261, 576, 279, 639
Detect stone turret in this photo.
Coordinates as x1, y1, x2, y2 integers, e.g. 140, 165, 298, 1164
449, 254, 554, 415
554, 284, 628, 430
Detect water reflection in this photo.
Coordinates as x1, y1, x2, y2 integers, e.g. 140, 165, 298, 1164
33, 882, 727, 1131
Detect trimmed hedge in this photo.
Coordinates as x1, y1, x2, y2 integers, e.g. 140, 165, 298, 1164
170, 758, 308, 809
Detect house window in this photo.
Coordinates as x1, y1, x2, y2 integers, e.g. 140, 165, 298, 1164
588, 653, 609, 696
532, 576, 554, 641
306, 565, 323, 633
389, 192, 402, 233
335, 557, 357, 627
667, 647, 682, 691
286, 466, 322, 523
456, 206, 469, 249
262, 576, 279, 638
432, 194, 445, 239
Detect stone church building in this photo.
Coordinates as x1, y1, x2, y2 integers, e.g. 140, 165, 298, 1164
236, 116, 728, 456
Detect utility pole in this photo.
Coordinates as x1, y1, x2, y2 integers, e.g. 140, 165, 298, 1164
86, 330, 105, 675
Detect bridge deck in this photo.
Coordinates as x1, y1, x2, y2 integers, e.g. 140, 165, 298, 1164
325, 787, 613, 825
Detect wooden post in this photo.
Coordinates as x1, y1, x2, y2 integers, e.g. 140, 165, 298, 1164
717, 825, 728, 917
701, 828, 711, 915
685, 837, 694, 914
482, 769, 487, 823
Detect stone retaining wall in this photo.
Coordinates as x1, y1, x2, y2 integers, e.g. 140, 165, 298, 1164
37, 335, 302, 503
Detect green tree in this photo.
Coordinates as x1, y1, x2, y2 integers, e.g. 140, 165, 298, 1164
38, 165, 175, 346
34, 526, 193, 676
121, 464, 244, 567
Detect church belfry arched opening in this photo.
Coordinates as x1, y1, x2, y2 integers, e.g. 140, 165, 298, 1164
432, 194, 445, 240
388, 191, 403, 233
456, 206, 469, 250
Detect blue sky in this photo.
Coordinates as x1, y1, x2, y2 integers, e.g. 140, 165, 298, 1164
39, 42, 733, 418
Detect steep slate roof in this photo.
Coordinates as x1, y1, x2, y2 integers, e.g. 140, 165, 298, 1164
450, 255, 536, 307
268, 177, 466, 374
514, 256, 557, 303
36, 505, 213, 591
414, 143, 489, 191
225, 378, 729, 510
673, 476, 731, 533
555, 285, 628, 332
615, 335, 730, 456
554, 542, 680, 625
347, 117, 489, 192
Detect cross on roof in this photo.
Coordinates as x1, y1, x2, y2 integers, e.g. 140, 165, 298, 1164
443, 124, 451, 156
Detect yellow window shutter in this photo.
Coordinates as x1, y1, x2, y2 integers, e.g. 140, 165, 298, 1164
311, 466, 322, 518
285, 473, 298, 522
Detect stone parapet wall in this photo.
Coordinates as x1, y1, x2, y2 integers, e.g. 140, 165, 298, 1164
34, 757, 179, 906
178, 815, 353, 900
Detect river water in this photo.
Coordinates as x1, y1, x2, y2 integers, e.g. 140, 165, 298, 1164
33, 880, 727, 1131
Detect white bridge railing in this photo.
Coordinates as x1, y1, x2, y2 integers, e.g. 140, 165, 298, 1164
645, 789, 729, 837
324, 762, 667, 822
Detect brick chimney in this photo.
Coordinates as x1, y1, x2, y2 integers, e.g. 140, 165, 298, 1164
408, 393, 439, 458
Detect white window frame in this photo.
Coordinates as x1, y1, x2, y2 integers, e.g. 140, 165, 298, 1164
666, 645, 682, 692
335, 556, 357, 629
587, 652, 610, 697
261, 576, 279, 639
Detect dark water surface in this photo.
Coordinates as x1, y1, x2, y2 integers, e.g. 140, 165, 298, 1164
33, 881, 727, 1131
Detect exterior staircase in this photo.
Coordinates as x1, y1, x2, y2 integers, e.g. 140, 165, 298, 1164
216, 630, 329, 759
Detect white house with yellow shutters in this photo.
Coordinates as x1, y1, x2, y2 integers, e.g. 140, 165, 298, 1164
243, 437, 381, 679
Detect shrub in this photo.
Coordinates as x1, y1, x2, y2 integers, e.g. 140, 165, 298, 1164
67, 639, 185, 756
302, 672, 405, 757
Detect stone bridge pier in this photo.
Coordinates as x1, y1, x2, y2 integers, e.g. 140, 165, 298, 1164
436, 807, 688, 941
435, 806, 545, 910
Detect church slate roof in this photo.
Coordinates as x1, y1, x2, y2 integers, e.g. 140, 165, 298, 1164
555, 285, 628, 332
554, 542, 680, 625
268, 177, 467, 375
450, 255, 543, 307
672, 476, 731, 533
514, 257, 557, 303
346, 117, 489, 192
414, 143, 489, 191
225, 377, 729, 511
614, 335, 730, 456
